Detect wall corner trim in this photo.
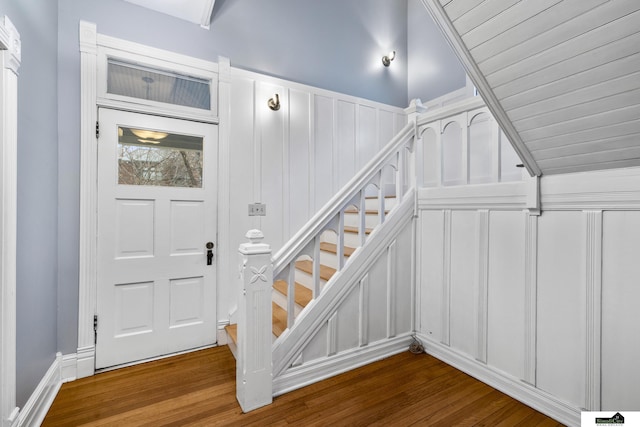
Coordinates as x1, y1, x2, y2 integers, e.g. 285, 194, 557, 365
418, 335, 581, 427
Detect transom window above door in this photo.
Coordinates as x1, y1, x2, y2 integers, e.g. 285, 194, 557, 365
96, 41, 219, 122
108, 59, 211, 110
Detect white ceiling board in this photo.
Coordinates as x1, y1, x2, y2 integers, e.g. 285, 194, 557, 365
422, 0, 640, 176
123, 0, 216, 29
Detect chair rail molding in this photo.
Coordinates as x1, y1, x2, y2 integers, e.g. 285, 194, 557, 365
0, 14, 21, 427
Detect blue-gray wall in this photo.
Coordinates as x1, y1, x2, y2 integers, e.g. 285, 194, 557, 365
56, 0, 410, 358
3, 0, 466, 407
3, 0, 59, 407
407, 0, 466, 102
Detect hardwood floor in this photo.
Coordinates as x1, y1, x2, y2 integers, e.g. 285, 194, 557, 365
43, 346, 564, 426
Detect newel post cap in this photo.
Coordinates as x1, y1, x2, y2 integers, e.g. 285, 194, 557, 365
239, 229, 271, 254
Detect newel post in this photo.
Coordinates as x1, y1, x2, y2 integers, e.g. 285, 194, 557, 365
236, 229, 273, 412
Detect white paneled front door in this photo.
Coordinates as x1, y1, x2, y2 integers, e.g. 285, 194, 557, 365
96, 109, 217, 369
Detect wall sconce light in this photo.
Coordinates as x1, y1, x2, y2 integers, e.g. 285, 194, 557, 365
382, 50, 396, 67
268, 94, 280, 111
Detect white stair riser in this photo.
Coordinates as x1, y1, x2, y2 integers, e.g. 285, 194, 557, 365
319, 250, 350, 269
272, 289, 303, 317
294, 268, 329, 291
343, 212, 382, 229
322, 230, 363, 248
364, 197, 397, 211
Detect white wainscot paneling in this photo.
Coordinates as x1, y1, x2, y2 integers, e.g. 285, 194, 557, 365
392, 222, 413, 336
418, 210, 445, 342
288, 89, 312, 235
258, 81, 286, 249
314, 95, 334, 210
442, 121, 464, 186
537, 211, 586, 408
449, 210, 478, 357
469, 112, 493, 184
601, 211, 640, 410
335, 286, 360, 353
422, 127, 439, 187
336, 100, 356, 190
357, 105, 377, 170
365, 250, 389, 344
486, 211, 526, 379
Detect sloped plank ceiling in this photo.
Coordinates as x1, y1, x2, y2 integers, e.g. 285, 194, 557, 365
423, 0, 640, 176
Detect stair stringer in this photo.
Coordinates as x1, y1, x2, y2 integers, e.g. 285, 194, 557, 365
271, 191, 416, 394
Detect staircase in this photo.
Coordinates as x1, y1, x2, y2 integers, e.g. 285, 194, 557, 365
225, 196, 396, 353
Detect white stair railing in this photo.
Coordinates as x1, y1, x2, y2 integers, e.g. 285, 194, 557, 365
271, 121, 416, 331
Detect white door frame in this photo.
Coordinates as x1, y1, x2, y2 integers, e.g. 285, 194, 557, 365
0, 15, 21, 426
77, 21, 232, 378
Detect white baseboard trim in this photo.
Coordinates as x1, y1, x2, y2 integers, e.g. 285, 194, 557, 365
15, 353, 63, 427
217, 320, 230, 346
60, 353, 78, 383
416, 334, 581, 427
76, 345, 95, 379
273, 334, 412, 396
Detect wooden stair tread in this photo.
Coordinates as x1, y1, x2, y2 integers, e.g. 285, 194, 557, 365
295, 260, 336, 281
319, 242, 355, 257
344, 208, 390, 215
365, 195, 397, 199
274, 280, 312, 307
343, 225, 372, 235
272, 302, 288, 337
225, 324, 237, 345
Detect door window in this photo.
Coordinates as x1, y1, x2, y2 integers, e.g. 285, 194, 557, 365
117, 126, 203, 188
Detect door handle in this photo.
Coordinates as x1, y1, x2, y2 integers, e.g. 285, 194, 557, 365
206, 242, 214, 265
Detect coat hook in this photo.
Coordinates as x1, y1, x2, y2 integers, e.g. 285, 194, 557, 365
268, 94, 280, 111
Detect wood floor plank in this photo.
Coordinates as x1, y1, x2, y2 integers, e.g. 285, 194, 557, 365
43, 346, 563, 426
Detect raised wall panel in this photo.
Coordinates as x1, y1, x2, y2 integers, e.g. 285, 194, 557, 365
169, 201, 204, 255
357, 105, 377, 170
114, 281, 154, 337
367, 250, 388, 344
602, 211, 640, 410
487, 211, 525, 379
115, 199, 154, 258
469, 113, 493, 184
442, 122, 464, 186
301, 323, 328, 364
393, 222, 414, 336
378, 110, 395, 151
419, 211, 444, 342
229, 75, 255, 260
169, 277, 204, 328
537, 211, 586, 408
449, 210, 477, 358
335, 286, 360, 353
500, 130, 522, 182
259, 82, 286, 249
314, 95, 334, 210
422, 128, 439, 187
337, 100, 356, 190
289, 89, 312, 235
